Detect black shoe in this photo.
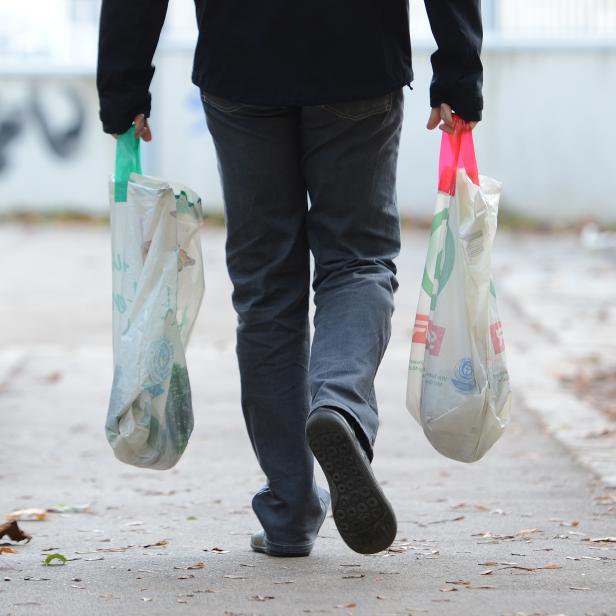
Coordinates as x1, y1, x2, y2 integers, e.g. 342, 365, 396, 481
250, 530, 313, 557
306, 407, 397, 554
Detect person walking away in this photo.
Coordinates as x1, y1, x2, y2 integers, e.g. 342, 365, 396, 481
97, 0, 483, 556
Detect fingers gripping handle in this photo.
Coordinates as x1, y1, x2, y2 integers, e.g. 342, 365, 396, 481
114, 126, 143, 203
437, 116, 479, 196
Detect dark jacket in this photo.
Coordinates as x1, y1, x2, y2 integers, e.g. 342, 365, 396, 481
97, 1, 483, 134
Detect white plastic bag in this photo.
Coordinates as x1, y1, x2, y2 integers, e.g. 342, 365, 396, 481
406, 124, 511, 463
106, 128, 204, 469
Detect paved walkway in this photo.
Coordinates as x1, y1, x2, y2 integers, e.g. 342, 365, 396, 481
1, 224, 614, 616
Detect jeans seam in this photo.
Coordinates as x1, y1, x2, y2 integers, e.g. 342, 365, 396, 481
200, 91, 245, 113
321, 92, 393, 121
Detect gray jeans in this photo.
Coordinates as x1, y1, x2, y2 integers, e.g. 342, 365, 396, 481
201, 89, 404, 548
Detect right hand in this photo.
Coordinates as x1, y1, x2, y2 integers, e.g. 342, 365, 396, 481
112, 113, 152, 141
426, 103, 477, 135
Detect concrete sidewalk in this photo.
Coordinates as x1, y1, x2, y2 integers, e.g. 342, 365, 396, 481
1, 223, 615, 616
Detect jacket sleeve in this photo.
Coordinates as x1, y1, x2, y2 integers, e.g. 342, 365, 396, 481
96, 0, 169, 134
423, 0, 483, 121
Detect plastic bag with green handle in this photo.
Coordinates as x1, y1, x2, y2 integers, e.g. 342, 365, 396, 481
106, 127, 205, 469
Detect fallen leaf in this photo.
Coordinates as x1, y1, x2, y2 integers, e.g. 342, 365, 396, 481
141, 597, 152, 602
42, 553, 67, 566
0, 547, 17, 554
204, 547, 229, 554
143, 540, 168, 548
273, 579, 296, 584
335, 603, 357, 608
251, 595, 275, 602
342, 574, 365, 579
96, 545, 136, 553
0, 520, 32, 543
13, 602, 41, 606
174, 562, 205, 570
239, 563, 256, 567
570, 586, 591, 591
479, 569, 494, 575
223, 574, 247, 579
6, 508, 47, 522
478, 561, 498, 566
439, 587, 458, 592
587, 536, 616, 543
428, 516, 465, 525
541, 564, 562, 570
47, 504, 92, 514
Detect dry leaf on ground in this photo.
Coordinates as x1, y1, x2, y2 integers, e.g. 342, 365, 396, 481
47, 504, 92, 514
143, 540, 168, 548
0, 520, 32, 543
174, 562, 205, 570
6, 509, 47, 522
0, 546, 17, 554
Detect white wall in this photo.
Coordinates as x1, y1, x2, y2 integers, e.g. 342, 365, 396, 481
1, 41, 615, 222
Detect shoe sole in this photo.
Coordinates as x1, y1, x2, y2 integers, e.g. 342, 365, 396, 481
250, 537, 311, 558
306, 408, 397, 554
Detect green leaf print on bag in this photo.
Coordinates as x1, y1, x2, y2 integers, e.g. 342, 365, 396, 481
173, 191, 198, 218
421, 208, 456, 310
164, 363, 193, 454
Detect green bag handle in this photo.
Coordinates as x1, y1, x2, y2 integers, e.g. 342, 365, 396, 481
114, 125, 142, 203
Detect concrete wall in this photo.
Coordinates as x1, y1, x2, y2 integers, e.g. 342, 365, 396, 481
1, 41, 615, 222
0, 70, 113, 212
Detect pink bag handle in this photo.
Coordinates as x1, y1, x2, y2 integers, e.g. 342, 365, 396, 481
437, 115, 480, 195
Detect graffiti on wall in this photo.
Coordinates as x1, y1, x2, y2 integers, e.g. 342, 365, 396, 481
0, 84, 85, 174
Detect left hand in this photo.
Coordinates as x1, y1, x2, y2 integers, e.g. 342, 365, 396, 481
427, 103, 477, 134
